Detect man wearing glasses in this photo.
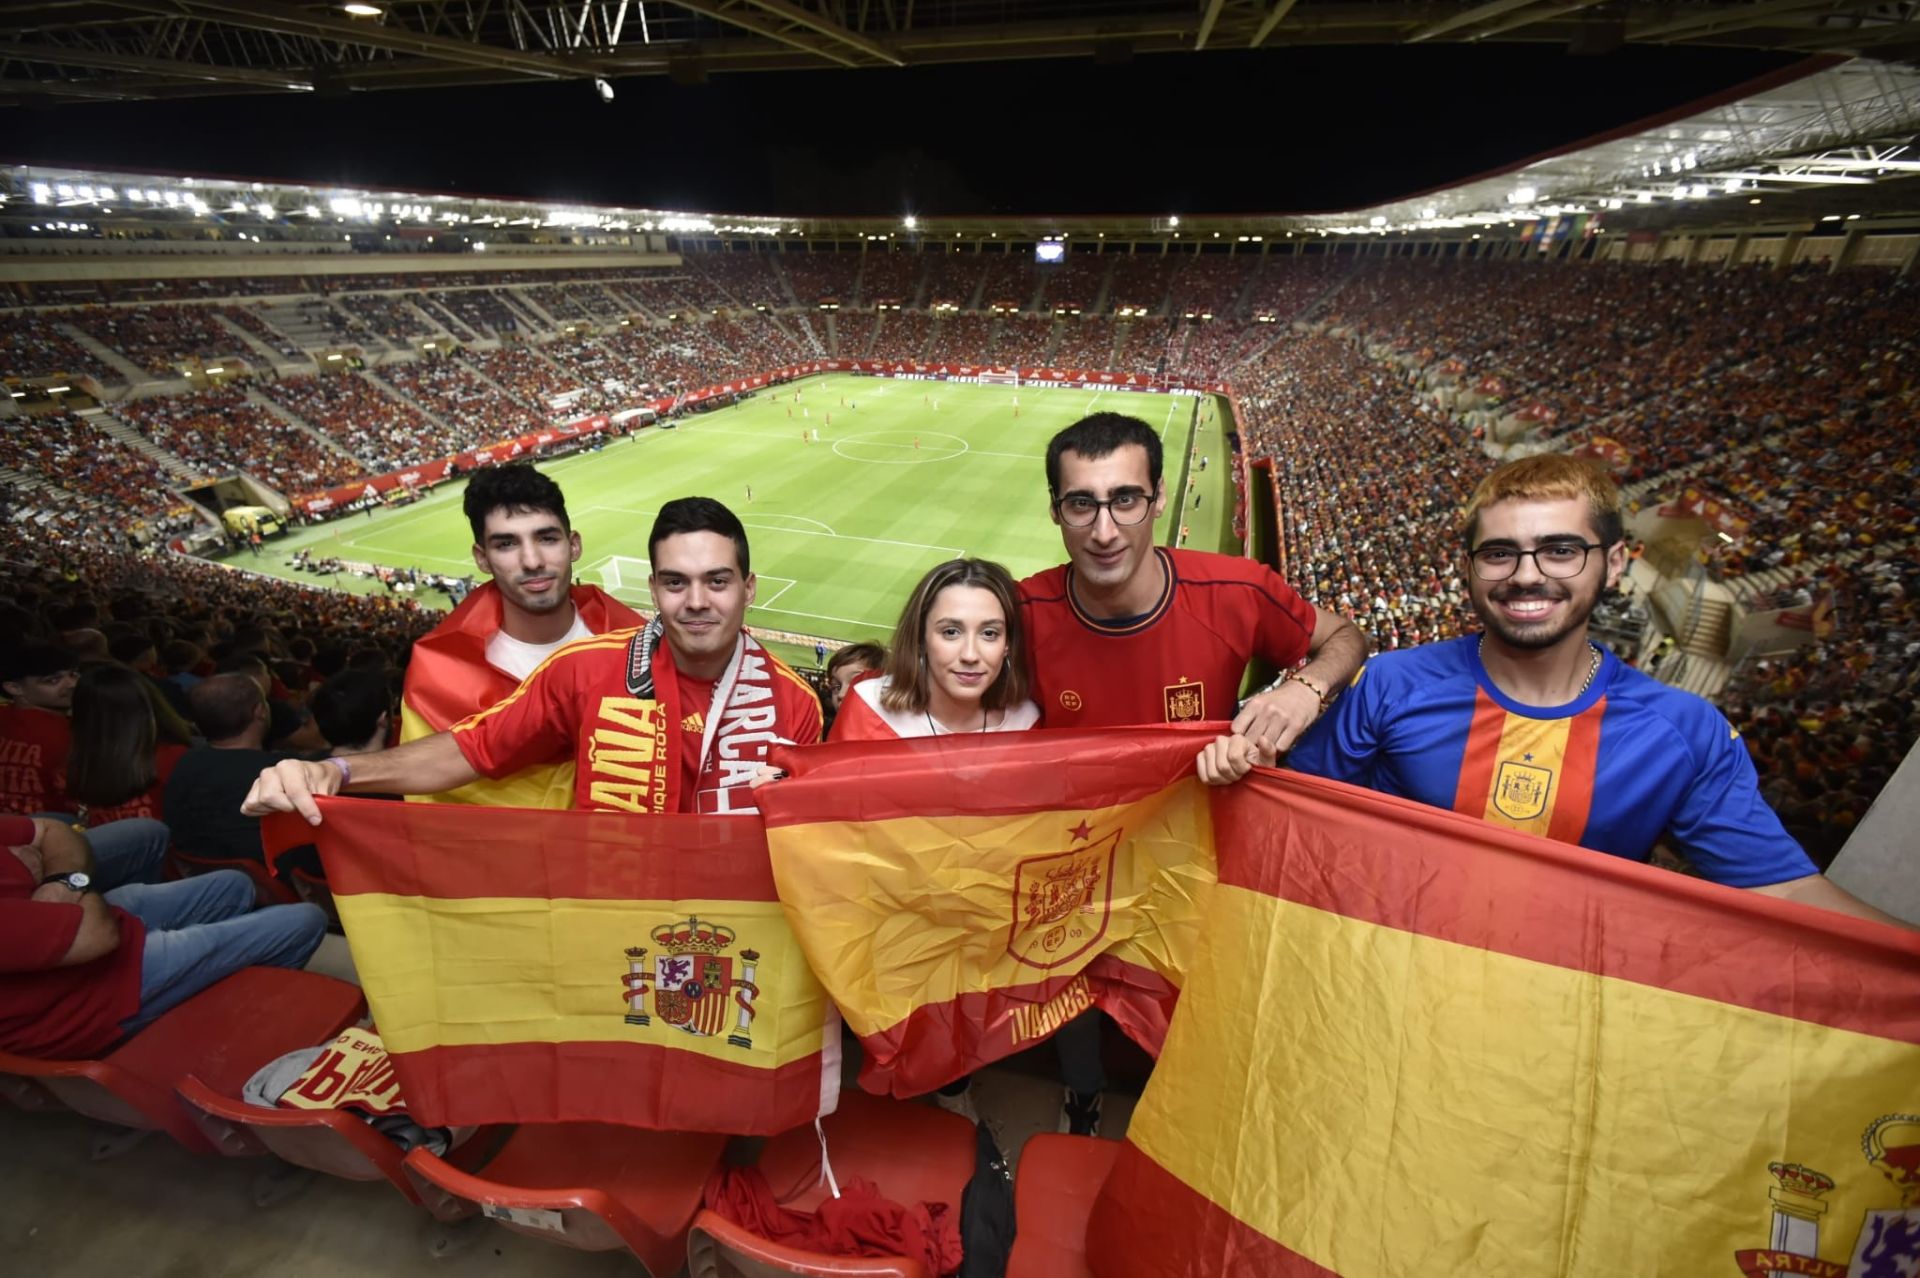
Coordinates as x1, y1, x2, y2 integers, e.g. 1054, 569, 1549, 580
1019, 412, 1365, 744
1017, 411, 1365, 1138
1287, 454, 1899, 923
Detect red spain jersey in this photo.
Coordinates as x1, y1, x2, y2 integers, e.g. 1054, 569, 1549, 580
0, 705, 74, 816
1018, 547, 1316, 729
451, 629, 821, 815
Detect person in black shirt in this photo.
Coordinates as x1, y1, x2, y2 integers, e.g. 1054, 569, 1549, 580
167, 674, 319, 878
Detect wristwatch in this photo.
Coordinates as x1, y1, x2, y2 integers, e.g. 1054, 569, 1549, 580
40, 871, 92, 892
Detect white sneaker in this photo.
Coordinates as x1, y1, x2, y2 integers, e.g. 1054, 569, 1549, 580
931, 1084, 983, 1125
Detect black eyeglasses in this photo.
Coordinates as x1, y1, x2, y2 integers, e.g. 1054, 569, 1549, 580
1468, 541, 1609, 581
1054, 492, 1153, 528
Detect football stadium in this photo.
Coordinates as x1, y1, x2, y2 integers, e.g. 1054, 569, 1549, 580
2, 5, 1920, 1275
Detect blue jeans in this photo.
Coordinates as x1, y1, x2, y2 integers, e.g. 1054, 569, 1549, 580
87, 817, 170, 890
26, 815, 169, 890
105, 871, 328, 1031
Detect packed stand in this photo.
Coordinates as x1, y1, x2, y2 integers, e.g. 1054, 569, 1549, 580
857, 254, 924, 306
832, 312, 878, 359
1719, 556, 1920, 867
111, 383, 362, 492
217, 305, 305, 360
782, 253, 863, 307
1115, 318, 1176, 376
1168, 255, 1255, 318
934, 314, 994, 362
993, 315, 1055, 367
683, 254, 789, 311
1038, 256, 1111, 311
0, 311, 119, 383
1107, 255, 1177, 314
64, 304, 246, 376
429, 289, 523, 339
1052, 318, 1119, 370
335, 293, 439, 345
257, 373, 465, 473
1242, 254, 1349, 321
382, 356, 547, 442
1235, 330, 1481, 653
0, 412, 180, 524
462, 346, 564, 410
867, 310, 933, 362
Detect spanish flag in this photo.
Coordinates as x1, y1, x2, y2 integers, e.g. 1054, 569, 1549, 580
759, 727, 1216, 1098
1085, 768, 1920, 1277
264, 800, 839, 1135
399, 583, 643, 809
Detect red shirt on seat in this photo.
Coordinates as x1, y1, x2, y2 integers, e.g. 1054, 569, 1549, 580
0, 813, 145, 1058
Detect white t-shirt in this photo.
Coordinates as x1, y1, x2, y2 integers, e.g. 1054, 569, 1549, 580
484, 611, 594, 682
849, 675, 1040, 738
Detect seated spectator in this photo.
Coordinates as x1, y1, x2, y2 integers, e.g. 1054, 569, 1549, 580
166, 674, 319, 874
68, 664, 195, 828
823, 641, 886, 735
1, 812, 326, 1057
215, 652, 325, 752
310, 669, 393, 757
1, 641, 78, 817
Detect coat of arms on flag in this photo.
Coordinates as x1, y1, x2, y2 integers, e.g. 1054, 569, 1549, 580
1009, 829, 1117, 970
622, 917, 762, 1045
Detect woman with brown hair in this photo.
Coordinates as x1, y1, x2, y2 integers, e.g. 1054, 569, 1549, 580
68, 662, 194, 826
829, 558, 1038, 741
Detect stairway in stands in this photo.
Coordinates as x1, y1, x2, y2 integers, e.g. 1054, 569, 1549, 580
1673, 597, 1736, 699
81, 408, 201, 482
53, 322, 165, 388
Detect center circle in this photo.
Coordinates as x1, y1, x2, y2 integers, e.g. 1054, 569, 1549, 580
831, 430, 968, 464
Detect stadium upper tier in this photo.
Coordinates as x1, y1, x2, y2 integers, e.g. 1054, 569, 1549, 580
1, 255, 1915, 594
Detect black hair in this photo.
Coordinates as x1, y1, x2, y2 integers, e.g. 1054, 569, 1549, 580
464, 463, 569, 544
188, 672, 265, 741
310, 669, 392, 751
1044, 412, 1163, 498
0, 641, 76, 685
649, 497, 750, 577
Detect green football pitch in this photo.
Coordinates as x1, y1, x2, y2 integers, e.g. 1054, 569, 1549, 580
250, 373, 1239, 657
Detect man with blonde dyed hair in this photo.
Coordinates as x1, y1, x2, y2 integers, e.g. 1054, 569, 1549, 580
1282, 455, 1899, 924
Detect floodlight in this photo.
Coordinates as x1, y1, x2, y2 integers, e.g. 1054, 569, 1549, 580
1507, 186, 1536, 205
594, 78, 614, 103
256, 202, 274, 219
30, 183, 49, 203
904, 215, 917, 230
342, 3, 384, 14
1169, 216, 1180, 227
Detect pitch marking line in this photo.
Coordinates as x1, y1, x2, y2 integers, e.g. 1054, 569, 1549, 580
584, 506, 959, 557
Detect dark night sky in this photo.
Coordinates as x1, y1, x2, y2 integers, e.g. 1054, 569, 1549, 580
3, 46, 1802, 216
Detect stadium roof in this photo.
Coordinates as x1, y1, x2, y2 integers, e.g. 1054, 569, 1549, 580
4, 58, 1916, 242
0, 1, 1917, 103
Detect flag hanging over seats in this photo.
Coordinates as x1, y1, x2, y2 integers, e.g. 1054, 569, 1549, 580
1084, 768, 1920, 1278
758, 727, 1216, 1098
264, 801, 839, 1135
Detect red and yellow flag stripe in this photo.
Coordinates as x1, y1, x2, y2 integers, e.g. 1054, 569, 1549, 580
1087, 768, 1920, 1277
265, 800, 838, 1135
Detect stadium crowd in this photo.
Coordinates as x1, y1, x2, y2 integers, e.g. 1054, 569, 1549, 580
256, 372, 463, 474
110, 384, 362, 492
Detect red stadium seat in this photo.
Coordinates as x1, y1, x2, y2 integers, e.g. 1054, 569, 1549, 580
400, 1123, 729, 1276
174, 1075, 499, 1215
0, 967, 365, 1154
685, 1092, 976, 1278
1005, 1134, 1122, 1278
168, 848, 303, 907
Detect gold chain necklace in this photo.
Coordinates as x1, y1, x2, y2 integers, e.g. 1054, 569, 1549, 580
1480, 635, 1602, 698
